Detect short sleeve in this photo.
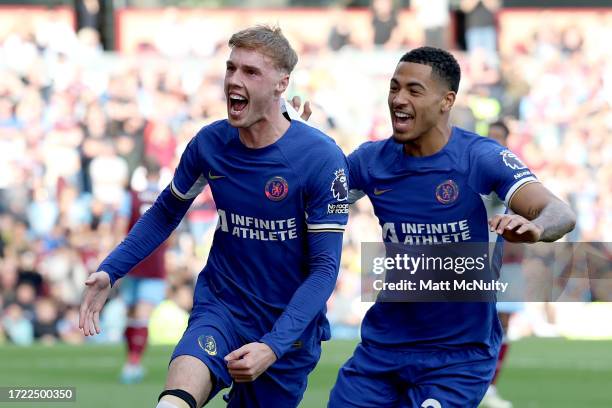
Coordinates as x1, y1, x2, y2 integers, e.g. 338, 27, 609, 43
305, 147, 349, 233
347, 142, 373, 203
469, 140, 538, 207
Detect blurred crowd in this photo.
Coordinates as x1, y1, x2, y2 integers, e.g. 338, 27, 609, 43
0, 3, 610, 345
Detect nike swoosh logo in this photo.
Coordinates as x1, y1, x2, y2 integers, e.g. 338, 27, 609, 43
374, 188, 392, 196
208, 170, 226, 180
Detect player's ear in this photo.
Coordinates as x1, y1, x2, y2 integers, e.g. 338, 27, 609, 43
276, 72, 289, 94
440, 91, 456, 113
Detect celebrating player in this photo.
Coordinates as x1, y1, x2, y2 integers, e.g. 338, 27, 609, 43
79, 25, 349, 408
325, 47, 576, 407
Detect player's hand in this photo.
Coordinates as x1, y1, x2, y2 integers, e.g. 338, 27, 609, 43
224, 342, 278, 382
289, 96, 312, 121
78, 271, 111, 336
489, 214, 543, 243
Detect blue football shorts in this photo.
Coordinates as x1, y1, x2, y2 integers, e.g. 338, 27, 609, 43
171, 300, 321, 407
328, 341, 497, 408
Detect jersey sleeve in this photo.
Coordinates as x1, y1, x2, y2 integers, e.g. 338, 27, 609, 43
347, 142, 373, 204
258, 139, 348, 357
469, 139, 538, 207
304, 145, 350, 233
260, 230, 342, 358
170, 135, 209, 201
98, 133, 208, 286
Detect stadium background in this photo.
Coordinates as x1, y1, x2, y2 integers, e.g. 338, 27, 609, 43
0, 0, 610, 406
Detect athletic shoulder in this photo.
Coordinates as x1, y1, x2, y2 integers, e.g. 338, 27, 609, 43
453, 127, 505, 156
444, 127, 504, 171
191, 119, 234, 148
286, 121, 345, 160
455, 127, 537, 202
347, 138, 391, 192
350, 138, 388, 159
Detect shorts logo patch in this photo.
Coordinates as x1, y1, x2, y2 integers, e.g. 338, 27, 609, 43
435, 180, 459, 204
198, 335, 217, 356
421, 398, 442, 408
331, 168, 348, 201
500, 149, 527, 170
265, 176, 289, 201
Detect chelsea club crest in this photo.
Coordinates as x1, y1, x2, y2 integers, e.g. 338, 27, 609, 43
435, 180, 459, 204
265, 176, 289, 201
198, 335, 217, 356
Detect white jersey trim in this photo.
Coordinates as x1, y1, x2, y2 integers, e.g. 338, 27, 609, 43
504, 177, 538, 207
171, 174, 208, 200
280, 98, 308, 124
307, 223, 346, 232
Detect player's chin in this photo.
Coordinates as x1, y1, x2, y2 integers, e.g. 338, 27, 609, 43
391, 130, 417, 144
227, 116, 240, 127
227, 113, 247, 128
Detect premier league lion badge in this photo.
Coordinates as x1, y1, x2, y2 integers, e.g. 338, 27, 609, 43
500, 150, 527, 170
331, 168, 348, 201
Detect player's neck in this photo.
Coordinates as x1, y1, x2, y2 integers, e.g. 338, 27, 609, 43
239, 107, 290, 149
403, 123, 452, 157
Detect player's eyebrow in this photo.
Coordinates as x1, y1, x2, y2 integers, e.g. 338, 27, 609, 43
406, 81, 426, 91
241, 64, 262, 74
226, 60, 261, 74
390, 78, 427, 91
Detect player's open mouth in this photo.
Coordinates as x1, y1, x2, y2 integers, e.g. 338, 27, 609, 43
393, 111, 414, 130
229, 93, 248, 115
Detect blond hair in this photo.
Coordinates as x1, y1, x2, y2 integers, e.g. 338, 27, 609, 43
228, 25, 298, 74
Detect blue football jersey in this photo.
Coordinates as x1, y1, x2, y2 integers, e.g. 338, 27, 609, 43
100, 118, 348, 358
348, 126, 537, 350
173, 119, 348, 332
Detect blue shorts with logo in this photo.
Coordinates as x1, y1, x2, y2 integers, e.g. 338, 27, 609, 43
328, 341, 497, 408
171, 299, 321, 407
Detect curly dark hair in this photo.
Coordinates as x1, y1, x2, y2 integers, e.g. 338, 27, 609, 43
399, 47, 461, 93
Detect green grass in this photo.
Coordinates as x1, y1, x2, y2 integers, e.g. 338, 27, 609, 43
0, 338, 610, 407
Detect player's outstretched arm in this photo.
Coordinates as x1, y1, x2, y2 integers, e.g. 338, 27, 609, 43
489, 182, 576, 243
79, 188, 193, 337
97, 133, 206, 287
78, 271, 111, 336
97, 185, 194, 286
80, 134, 206, 338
